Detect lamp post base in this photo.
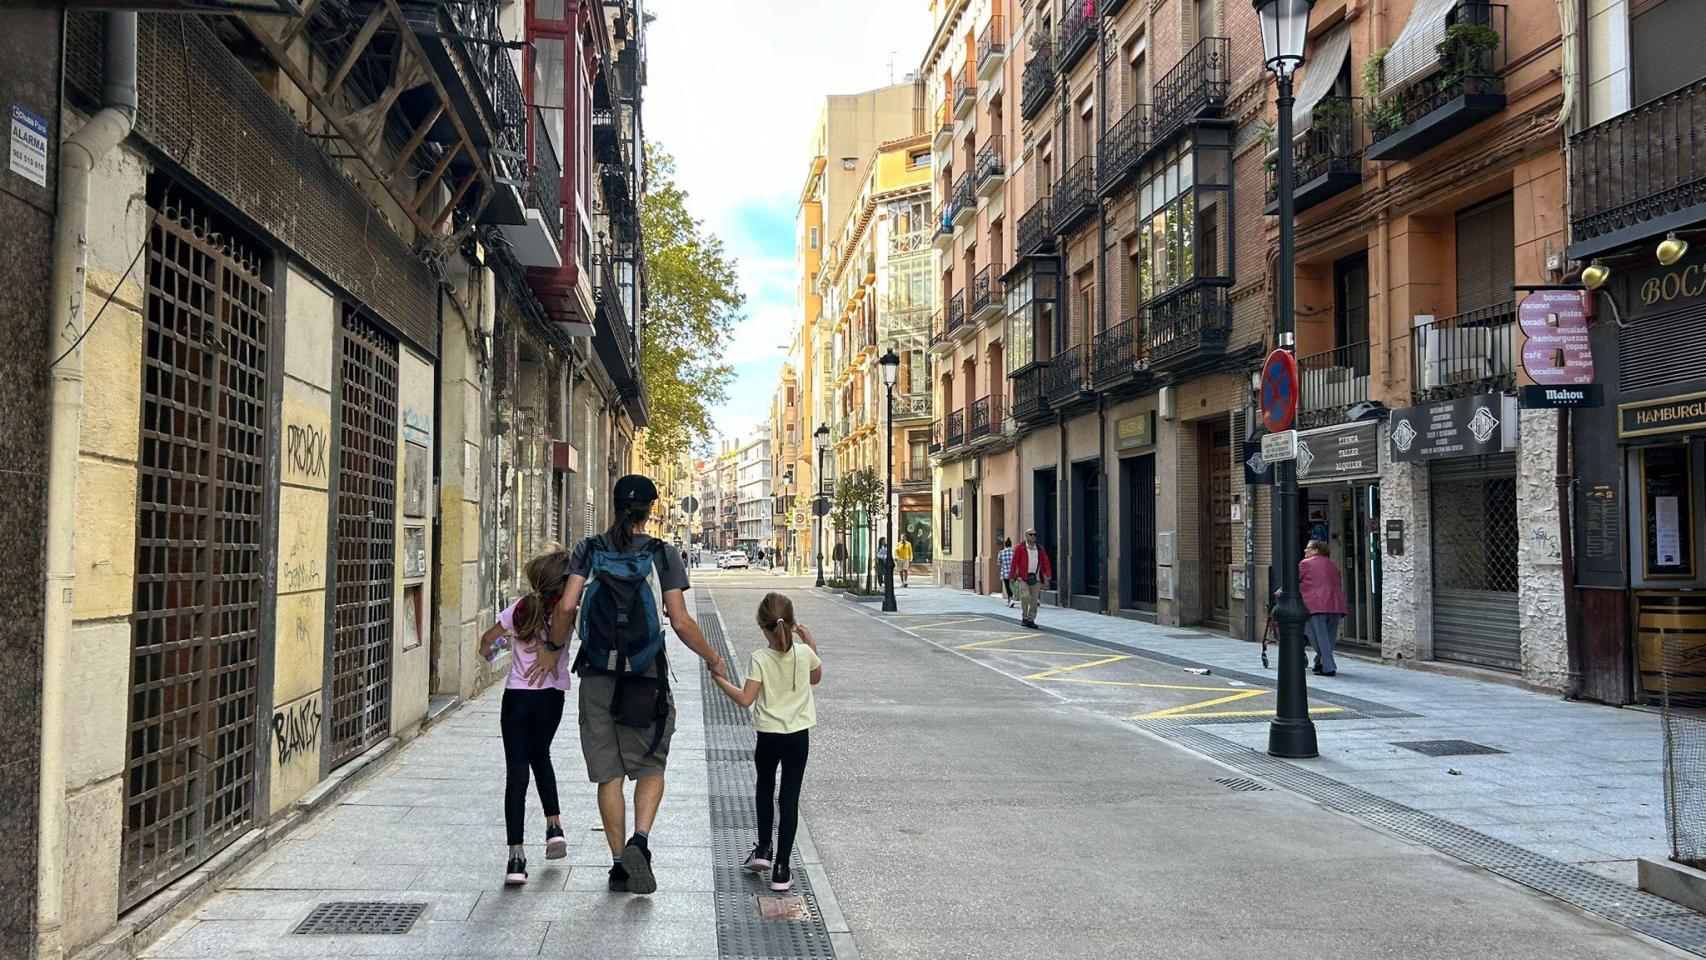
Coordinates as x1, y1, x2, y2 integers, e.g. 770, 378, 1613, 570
1267, 717, 1319, 758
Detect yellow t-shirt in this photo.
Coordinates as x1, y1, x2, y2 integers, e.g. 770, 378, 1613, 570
747, 644, 821, 734
895, 541, 913, 561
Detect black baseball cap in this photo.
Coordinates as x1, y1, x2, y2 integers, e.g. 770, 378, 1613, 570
613, 474, 659, 506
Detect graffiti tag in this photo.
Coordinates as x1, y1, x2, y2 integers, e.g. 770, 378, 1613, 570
286, 422, 328, 479
272, 696, 322, 767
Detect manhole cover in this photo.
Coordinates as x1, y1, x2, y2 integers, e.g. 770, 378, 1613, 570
755, 894, 812, 921
1391, 739, 1507, 757
293, 901, 425, 935
1214, 776, 1270, 792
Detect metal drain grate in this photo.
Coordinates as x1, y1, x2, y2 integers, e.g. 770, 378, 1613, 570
293, 901, 424, 935
1392, 739, 1507, 757
699, 593, 838, 959
1147, 721, 1706, 956
1214, 776, 1269, 792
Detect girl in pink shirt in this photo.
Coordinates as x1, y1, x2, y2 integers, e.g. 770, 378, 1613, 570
1298, 539, 1349, 676
479, 547, 574, 884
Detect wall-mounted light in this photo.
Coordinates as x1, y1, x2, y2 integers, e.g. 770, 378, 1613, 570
1657, 232, 1689, 266
1581, 261, 1611, 290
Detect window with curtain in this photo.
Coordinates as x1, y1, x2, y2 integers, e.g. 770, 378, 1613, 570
532, 38, 565, 158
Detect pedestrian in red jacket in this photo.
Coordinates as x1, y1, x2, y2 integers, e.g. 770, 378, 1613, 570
1298, 538, 1348, 676
1008, 529, 1053, 629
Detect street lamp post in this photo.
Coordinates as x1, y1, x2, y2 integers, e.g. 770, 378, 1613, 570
1255, 0, 1319, 759
814, 423, 830, 587
879, 349, 901, 613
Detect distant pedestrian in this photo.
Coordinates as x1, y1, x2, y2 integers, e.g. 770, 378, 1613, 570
876, 537, 890, 587
996, 538, 1015, 607
478, 546, 575, 886
895, 535, 914, 587
1299, 538, 1347, 676
1008, 529, 1053, 629
833, 540, 848, 579
711, 592, 822, 892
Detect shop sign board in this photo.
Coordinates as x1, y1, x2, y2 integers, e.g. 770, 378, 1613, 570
1261, 430, 1298, 463
1242, 440, 1274, 486
1619, 391, 1706, 438
1388, 392, 1514, 463
1519, 384, 1604, 408
1295, 420, 1382, 484
1518, 288, 1594, 386
1115, 412, 1155, 450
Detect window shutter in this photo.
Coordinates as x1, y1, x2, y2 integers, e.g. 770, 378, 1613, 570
1632, 0, 1706, 104
1454, 193, 1514, 315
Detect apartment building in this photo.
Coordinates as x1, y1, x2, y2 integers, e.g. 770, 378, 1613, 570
736, 430, 775, 552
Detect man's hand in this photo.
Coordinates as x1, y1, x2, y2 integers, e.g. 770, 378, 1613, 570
525, 645, 563, 684
708, 657, 727, 681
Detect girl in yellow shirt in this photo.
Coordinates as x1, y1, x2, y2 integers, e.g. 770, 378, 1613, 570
711, 592, 822, 891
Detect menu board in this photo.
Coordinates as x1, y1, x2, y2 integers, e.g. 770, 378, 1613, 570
1641, 446, 1694, 579
1577, 482, 1622, 575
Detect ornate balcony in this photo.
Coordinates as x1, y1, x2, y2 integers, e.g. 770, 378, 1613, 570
1100, 104, 1153, 198
1152, 36, 1230, 145
946, 293, 968, 338
1264, 97, 1363, 215
1012, 364, 1049, 422
1568, 75, 1706, 258
1020, 39, 1056, 120
968, 394, 1008, 442
894, 393, 933, 420
978, 14, 1007, 80
933, 197, 955, 249
945, 409, 967, 448
1298, 341, 1372, 429
934, 98, 954, 150
975, 135, 1006, 197
1054, 156, 1098, 235
1045, 345, 1093, 406
1091, 318, 1151, 389
955, 72, 978, 119
1366, 5, 1507, 162
1143, 280, 1232, 371
929, 418, 944, 454
952, 173, 977, 226
970, 263, 1006, 322
1412, 302, 1517, 403
1057, 3, 1097, 72
930, 307, 949, 349
900, 456, 932, 489
1016, 196, 1056, 257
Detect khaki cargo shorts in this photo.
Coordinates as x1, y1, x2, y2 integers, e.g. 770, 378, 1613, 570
577, 672, 676, 783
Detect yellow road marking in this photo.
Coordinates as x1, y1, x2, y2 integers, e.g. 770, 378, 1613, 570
1045, 677, 1243, 692
1159, 706, 1347, 718
1126, 689, 1269, 719
954, 634, 1044, 651
909, 618, 989, 629
1024, 654, 1133, 681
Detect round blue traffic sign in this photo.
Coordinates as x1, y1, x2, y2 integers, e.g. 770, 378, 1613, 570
1260, 349, 1299, 434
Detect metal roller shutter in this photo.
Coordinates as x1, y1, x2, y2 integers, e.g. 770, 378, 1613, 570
1431, 454, 1520, 670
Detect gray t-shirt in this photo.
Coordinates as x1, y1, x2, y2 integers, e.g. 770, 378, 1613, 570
569, 533, 689, 677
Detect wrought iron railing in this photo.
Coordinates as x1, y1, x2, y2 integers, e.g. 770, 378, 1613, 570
1057, 2, 1097, 70
937, 98, 953, 139
895, 393, 932, 418
1266, 96, 1361, 206
1101, 104, 1153, 196
1569, 75, 1706, 249
953, 172, 976, 219
1045, 345, 1091, 404
946, 293, 968, 336
526, 107, 563, 245
1021, 39, 1056, 119
929, 418, 944, 453
1369, 5, 1507, 150
978, 14, 1006, 72
1054, 155, 1098, 233
1152, 36, 1230, 142
945, 409, 966, 447
976, 134, 1006, 190
902, 457, 932, 485
1144, 280, 1232, 364
931, 308, 948, 347
1411, 302, 1517, 403
1012, 364, 1048, 420
1016, 196, 1055, 256
968, 394, 1007, 440
956, 71, 978, 113
1092, 318, 1145, 385
595, 252, 635, 367
1298, 341, 1371, 427
935, 196, 955, 237
970, 263, 1005, 318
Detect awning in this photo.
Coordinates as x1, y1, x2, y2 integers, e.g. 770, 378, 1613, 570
1293, 24, 1353, 132
1381, 0, 1458, 97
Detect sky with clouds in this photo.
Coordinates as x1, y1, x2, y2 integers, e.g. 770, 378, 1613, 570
644, 0, 932, 444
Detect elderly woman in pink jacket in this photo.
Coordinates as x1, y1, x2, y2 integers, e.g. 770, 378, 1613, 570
1298, 538, 1348, 676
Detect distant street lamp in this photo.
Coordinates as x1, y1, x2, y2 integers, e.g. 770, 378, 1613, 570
879, 348, 901, 612
1255, 0, 1319, 760
814, 423, 830, 587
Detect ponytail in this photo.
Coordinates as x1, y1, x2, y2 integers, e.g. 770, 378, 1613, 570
605, 501, 652, 552
513, 547, 571, 642
755, 591, 797, 652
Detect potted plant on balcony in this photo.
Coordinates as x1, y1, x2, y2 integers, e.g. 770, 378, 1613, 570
1361, 49, 1406, 140
1434, 22, 1501, 91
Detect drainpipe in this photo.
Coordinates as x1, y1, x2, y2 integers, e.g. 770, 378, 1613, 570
39, 13, 138, 959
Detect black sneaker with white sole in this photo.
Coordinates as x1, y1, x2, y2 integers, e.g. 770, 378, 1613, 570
621, 835, 657, 895
769, 859, 793, 892
742, 841, 773, 874
504, 855, 527, 885
544, 825, 567, 860
607, 862, 628, 892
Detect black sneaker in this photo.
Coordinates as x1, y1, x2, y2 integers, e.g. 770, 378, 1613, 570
742, 841, 773, 874
769, 859, 793, 892
504, 855, 527, 886
622, 835, 657, 895
545, 825, 567, 860
606, 862, 628, 892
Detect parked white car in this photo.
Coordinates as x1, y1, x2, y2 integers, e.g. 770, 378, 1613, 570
719, 551, 749, 569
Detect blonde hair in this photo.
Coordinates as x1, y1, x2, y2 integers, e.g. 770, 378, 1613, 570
511, 544, 571, 643
756, 592, 797, 651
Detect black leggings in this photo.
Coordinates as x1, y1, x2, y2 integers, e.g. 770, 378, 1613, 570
501, 688, 565, 846
755, 729, 810, 865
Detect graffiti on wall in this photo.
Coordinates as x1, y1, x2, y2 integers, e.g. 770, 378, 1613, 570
286, 422, 328, 481
272, 695, 322, 767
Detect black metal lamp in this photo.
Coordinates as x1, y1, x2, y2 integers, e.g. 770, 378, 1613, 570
814, 423, 830, 587
1255, 0, 1320, 760
878, 348, 901, 612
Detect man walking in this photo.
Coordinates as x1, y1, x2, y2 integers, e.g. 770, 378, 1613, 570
895, 535, 914, 587
832, 539, 848, 579
1007, 529, 1052, 629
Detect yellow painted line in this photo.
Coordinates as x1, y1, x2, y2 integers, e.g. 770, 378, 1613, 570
909, 618, 989, 629
1159, 706, 1348, 718
953, 633, 1042, 651
1126, 689, 1268, 720
1045, 677, 1243, 692
1024, 654, 1133, 681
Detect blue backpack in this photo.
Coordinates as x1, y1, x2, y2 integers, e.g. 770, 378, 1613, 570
576, 536, 667, 675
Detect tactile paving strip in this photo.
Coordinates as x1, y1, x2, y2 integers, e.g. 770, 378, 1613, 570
698, 593, 838, 960
1149, 721, 1706, 955
292, 901, 425, 935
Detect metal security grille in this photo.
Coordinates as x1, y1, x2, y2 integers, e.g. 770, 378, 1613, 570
1431, 455, 1520, 670
330, 310, 399, 767
123, 188, 269, 908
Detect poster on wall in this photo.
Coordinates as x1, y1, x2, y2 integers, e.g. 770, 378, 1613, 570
1641, 446, 1694, 579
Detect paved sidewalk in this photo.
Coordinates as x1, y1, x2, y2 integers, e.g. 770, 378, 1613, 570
142, 661, 719, 958
875, 583, 1671, 887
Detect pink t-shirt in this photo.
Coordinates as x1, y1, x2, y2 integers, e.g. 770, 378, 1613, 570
497, 599, 572, 692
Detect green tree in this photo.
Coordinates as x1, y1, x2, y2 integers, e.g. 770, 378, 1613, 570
639, 146, 743, 467
831, 467, 887, 591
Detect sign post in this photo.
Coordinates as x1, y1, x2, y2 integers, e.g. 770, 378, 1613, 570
1260, 349, 1300, 435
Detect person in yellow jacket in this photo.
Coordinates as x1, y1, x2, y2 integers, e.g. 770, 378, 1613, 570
894, 535, 914, 588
